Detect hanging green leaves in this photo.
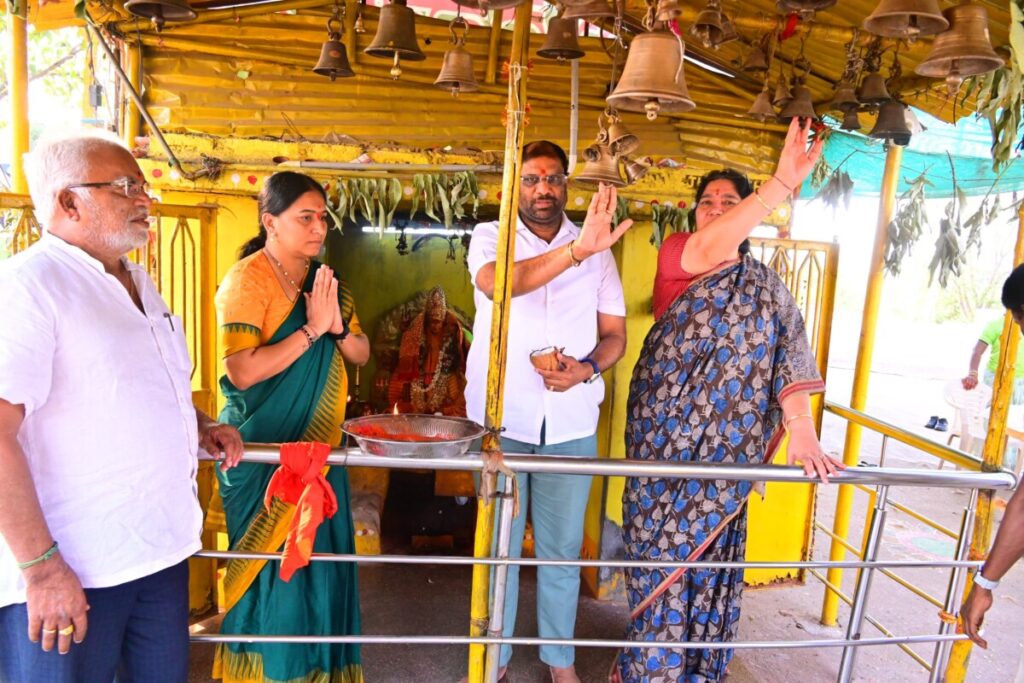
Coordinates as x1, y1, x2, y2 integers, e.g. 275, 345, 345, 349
612, 196, 630, 229
650, 203, 690, 248
327, 177, 403, 235
408, 171, 480, 229
810, 155, 833, 191
814, 169, 855, 215
883, 172, 931, 277
963, 61, 1024, 173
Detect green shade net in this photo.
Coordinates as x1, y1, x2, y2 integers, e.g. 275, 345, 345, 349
802, 107, 1024, 199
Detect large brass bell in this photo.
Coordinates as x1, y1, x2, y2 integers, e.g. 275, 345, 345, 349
858, 71, 891, 104
564, 0, 616, 21
840, 107, 863, 131
776, 0, 837, 13
862, 0, 948, 39
715, 13, 739, 47
779, 84, 816, 121
605, 112, 640, 157
622, 156, 652, 185
124, 0, 196, 31
435, 18, 478, 96
829, 81, 859, 110
538, 17, 585, 61
574, 144, 625, 187
747, 87, 777, 122
869, 100, 912, 146
690, 1, 724, 49
915, 3, 1003, 91
313, 9, 355, 81
365, 0, 426, 79
742, 44, 769, 72
607, 30, 695, 120
655, 0, 681, 22
452, 0, 526, 11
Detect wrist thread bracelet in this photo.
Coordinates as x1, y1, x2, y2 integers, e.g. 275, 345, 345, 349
567, 241, 583, 268
754, 189, 772, 212
784, 413, 814, 430
773, 175, 794, 193
299, 325, 317, 349
17, 541, 59, 570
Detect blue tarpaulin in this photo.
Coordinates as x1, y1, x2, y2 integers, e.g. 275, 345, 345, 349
801, 108, 1024, 199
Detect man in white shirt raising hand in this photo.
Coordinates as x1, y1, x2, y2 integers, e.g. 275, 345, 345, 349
464, 140, 632, 683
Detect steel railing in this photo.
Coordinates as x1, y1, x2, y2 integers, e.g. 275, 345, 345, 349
191, 445, 1015, 683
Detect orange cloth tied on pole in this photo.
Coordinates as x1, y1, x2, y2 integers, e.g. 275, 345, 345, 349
264, 442, 338, 582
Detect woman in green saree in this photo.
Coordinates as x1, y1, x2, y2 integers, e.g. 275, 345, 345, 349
213, 171, 369, 683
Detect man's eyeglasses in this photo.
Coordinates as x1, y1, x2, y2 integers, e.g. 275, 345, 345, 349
66, 178, 152, 199
521, 174, 568, 188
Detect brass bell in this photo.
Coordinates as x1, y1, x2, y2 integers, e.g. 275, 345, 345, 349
776, 0, 837, 13
747, 87, 777, 122
124, 0, 196, 31
538, 17, 585, 61
655, 0, 682, 22
840, 107, 863, 131
742, 44, 769, 73
772, 79, 793, 108
716, 13, 739, 47
354, 5, 366, 33
622, 156, 652, 185
313, 30, 355, 81
574, 144, 625, 187
915, 3, 1003, 91
607, 30, 695, 120
365, 0, 426, 79
606, 115, 640, 157
858, 71, 891, 104
564, 0, 616, 21
829, 80, 859, 111
869, 100, 912, 146
690, 1, 724, 49
435, 18, 479, 96
779, 84, 816, 121
862, 0, 948, 39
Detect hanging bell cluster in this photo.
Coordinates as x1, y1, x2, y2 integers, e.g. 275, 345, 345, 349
746, 87, 777, 122
914, 3, 1003, 95
365, 0, 426, 80
434, 17, 479, 96
776, 0, 837, 16
607, 29, 695, 121
573, 110, 646, 187
858, 70, 891, 105
451, 0, 527, 11
742, 35, 771, 73
313, 8, 355, 81
538, 16, 585, 61
869, 100, 913, 146
862, 0, 948, 40
124, 0, 196, 31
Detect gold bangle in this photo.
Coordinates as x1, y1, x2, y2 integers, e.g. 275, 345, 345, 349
567, 241, 583, 267
753, 189, 772, 212
784, 413, 814, 430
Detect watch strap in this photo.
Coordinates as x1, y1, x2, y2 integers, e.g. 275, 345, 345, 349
973, 570, 999, 591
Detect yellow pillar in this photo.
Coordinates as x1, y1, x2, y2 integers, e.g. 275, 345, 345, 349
7, 12, 30, 194
467, 7, 530, 683
123, 42, 142, 147
944, 202, 1024, 681
820, 143, 904, 625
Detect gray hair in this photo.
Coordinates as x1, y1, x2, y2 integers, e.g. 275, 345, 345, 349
25, 131, 129, 229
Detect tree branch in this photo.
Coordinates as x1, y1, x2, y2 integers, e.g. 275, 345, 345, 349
0, 45, 83, 102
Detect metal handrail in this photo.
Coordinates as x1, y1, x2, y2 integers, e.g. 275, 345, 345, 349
825, 401, 986, 472
232, 444, 1018, 490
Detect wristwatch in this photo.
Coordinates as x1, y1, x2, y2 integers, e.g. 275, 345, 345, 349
581, 357, 601, 384
973, 568, 1000, 591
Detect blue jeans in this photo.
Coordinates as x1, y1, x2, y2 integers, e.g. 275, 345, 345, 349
0, 560, 189, 683
490, 429, 596, 668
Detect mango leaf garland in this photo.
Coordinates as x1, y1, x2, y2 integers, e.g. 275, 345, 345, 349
883, 172, 931, 277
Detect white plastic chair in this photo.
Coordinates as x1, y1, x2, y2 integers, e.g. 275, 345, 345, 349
943, 378, 992, 458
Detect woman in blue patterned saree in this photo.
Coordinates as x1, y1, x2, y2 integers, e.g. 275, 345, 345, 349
615, 118, 845, 683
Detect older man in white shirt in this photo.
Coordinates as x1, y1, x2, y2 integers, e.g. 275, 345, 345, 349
465, 140, 633, 683
0, 133, 242, 683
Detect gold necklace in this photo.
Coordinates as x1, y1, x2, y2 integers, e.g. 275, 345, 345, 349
264, 249, 309, 296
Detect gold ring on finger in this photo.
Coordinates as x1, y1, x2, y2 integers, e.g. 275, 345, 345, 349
59, 625, 75, 636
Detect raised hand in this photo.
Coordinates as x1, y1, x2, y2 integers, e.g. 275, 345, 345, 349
572, 183, 634, 261
773, 117, 825, 192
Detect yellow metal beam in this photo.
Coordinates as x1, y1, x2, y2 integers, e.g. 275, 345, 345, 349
113, 0, 331, 32
467, 7, 531, 683
7, 12, 30, 194
820, 143, 903, 626
485, 9, 502, 86
123, 41, 142, 147
945, 202, 1024, 681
